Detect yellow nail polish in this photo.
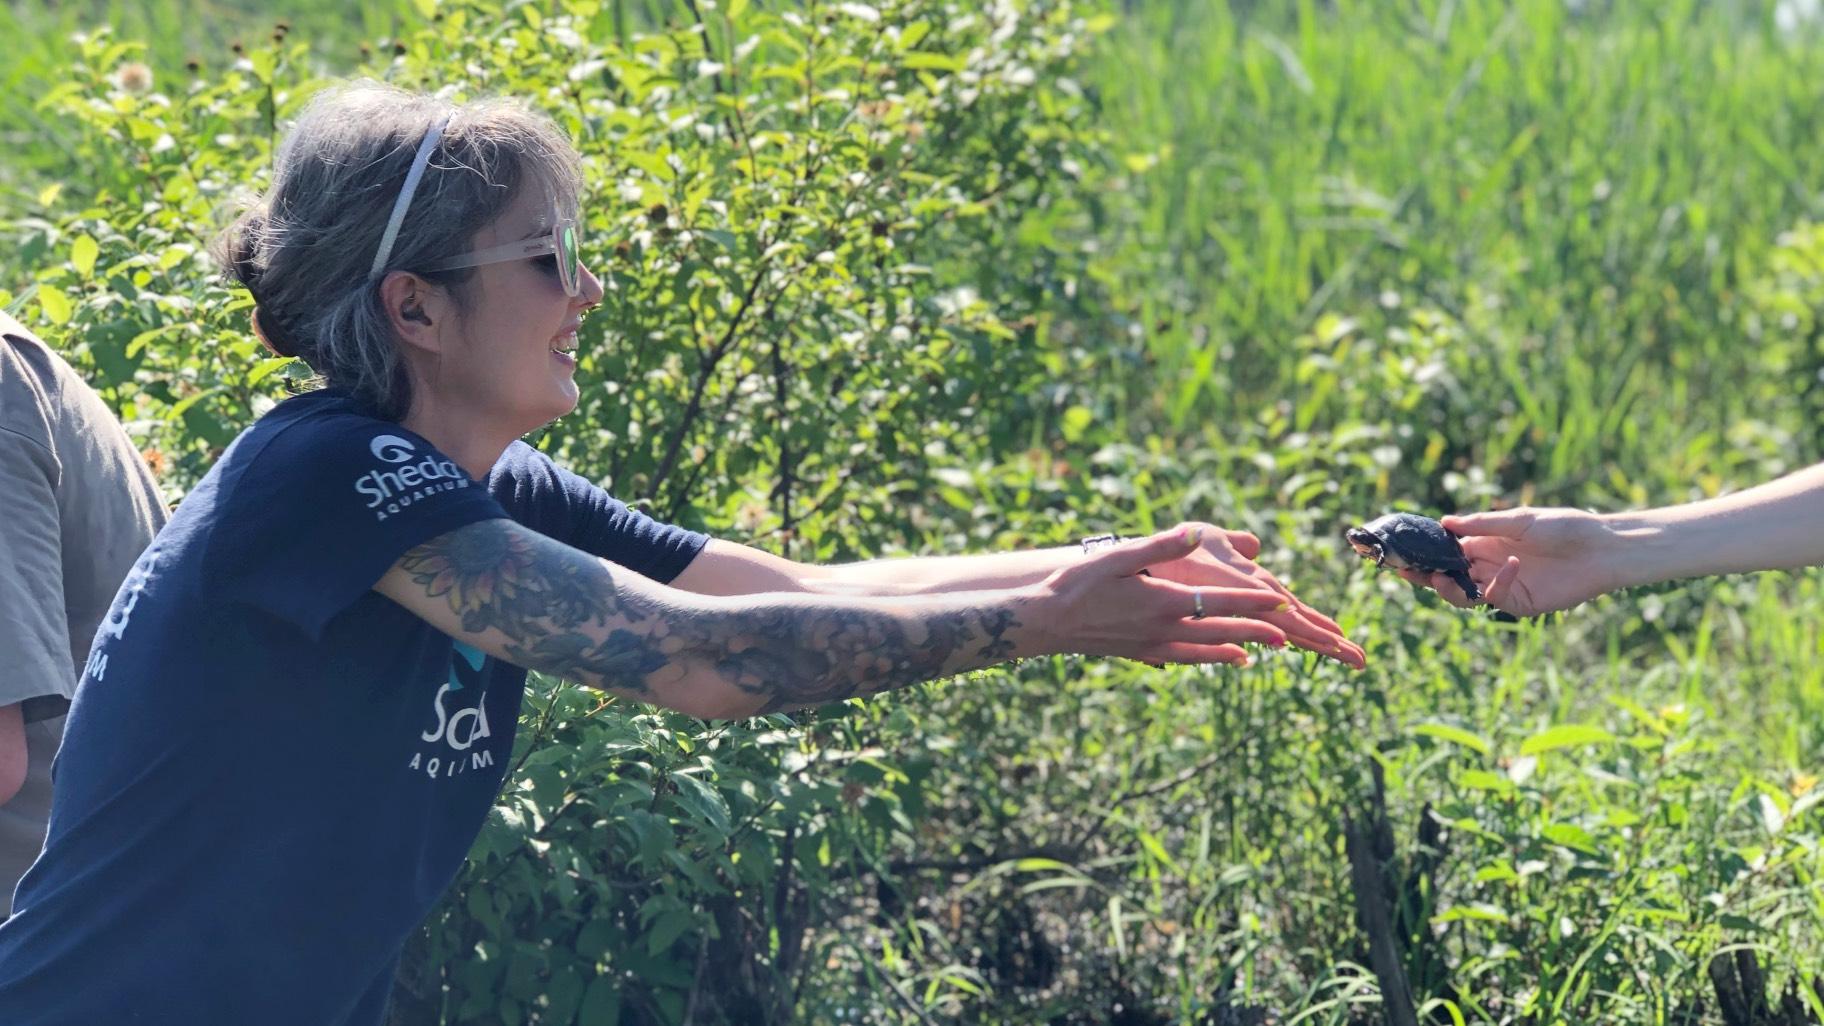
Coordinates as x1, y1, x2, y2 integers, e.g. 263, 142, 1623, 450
1186, 526, 1203, 546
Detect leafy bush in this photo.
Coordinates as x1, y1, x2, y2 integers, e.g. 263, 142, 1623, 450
4, 2, 1126, 1022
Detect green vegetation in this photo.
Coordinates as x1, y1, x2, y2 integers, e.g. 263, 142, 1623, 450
4, 0, 1822, 1023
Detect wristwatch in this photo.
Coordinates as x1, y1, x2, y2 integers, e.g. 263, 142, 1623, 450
1080, 532, 1151, 575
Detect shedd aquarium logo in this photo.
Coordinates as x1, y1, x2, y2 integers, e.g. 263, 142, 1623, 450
354, 433, 470, 521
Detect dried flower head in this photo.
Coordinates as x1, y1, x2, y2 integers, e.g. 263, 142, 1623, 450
112, 62, 153, 95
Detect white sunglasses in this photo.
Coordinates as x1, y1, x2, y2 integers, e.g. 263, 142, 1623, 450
368, 115, 584, 297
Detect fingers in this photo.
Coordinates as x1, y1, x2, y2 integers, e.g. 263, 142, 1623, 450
1246, 564, 1347, 635
1139, 580, 1287, 645
1441, 508, 1534, 539
1481, 556, 1523, 611
1428, 571, 1479, 609
1097, 526, 1205, 577
1458, 537, 1516, 568
1276, 620, 1364, 668
1223, 529, 1261, 559
1268, 611, 1367, 668
1183, 615, 1289, 647
1145, 580, 1286, 618
1144, 642, 1252, 667
1153, 580, 1363, 667
1216, 566, 1360, 666
1268, 576, 1343, 633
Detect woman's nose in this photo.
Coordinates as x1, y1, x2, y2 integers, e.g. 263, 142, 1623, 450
576, 261, 605, 306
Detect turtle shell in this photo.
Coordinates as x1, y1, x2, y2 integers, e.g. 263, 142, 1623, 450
1347, 512, 1481, 600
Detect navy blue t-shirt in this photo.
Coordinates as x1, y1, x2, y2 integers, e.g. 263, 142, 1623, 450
0, 390, 706, 1024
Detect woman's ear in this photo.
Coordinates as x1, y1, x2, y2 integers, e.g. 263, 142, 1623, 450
378, 271, 447, 355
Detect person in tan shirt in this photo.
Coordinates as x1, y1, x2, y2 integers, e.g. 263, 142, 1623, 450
0, 310, 166, 918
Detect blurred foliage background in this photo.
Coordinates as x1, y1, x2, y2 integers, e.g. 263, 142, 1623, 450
4, 0, 1823, 1023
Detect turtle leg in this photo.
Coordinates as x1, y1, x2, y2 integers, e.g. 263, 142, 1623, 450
1447, 569, 1481, 603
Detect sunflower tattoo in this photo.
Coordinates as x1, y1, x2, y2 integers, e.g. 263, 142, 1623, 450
398, 525, 540, 633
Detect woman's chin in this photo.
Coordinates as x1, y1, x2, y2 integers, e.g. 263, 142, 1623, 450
534, 383, 581, 426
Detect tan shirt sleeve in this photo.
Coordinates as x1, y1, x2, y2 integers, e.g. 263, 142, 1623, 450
0, 344, 76, 703
0, 315, 168, 701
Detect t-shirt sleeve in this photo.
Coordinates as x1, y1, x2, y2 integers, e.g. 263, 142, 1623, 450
489, 442, 708, 584
0, 428, 78, 704
208, 415, 510, 641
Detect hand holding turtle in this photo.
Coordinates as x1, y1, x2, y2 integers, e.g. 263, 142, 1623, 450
1146, 522, 1366, 669
1405, 463, 1824, 617
1397, 507, 1621, 617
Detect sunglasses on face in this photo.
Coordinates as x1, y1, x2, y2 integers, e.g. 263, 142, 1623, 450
423, 218, 583, 297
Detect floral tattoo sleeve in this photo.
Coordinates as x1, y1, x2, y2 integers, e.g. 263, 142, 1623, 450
394, 521, 1025, 714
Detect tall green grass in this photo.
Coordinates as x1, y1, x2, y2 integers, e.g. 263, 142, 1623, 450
1091, 0, 1823, 501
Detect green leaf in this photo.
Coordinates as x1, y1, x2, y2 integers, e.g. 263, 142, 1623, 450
37, 182, 63, 207
37, 286, 72, 326
1458, 770, 1514, 793
644, 909, 695, 956
248, 49, 276, 84
246, 357, 295, 387
902, 52, 964, 72
1518, 725, 1615, 756
411, 0, 439, 18
1540, 822, 1601, 854
71, 236, 99, 279
1433, 902, 1509, 924
1136, 830, 1181, 873
669, 772, 731, 835
577, 977, 621, 1026
524, 764, 565, 806
1413, 722, 1492, 757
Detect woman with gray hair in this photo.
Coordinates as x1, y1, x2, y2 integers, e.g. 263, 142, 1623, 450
0, 80, 1359, 1022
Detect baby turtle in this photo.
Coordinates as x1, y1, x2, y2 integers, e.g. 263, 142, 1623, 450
1346, 512, 1481, 601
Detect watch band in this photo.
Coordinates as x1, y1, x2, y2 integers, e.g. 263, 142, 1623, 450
1079, 532, 1125, 554
1080, 532, 1152, 576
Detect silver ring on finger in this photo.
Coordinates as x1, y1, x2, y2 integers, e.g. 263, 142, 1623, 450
1191, 590, 1205, 620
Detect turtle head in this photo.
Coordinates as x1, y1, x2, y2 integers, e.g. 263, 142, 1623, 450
1344, 526, 1383, 561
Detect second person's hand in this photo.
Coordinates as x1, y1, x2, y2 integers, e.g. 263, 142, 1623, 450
1401, 507, 1623, 617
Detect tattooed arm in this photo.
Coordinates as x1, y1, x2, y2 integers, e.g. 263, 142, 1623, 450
670, 533, 1364, 669
375, 520, 1290, 719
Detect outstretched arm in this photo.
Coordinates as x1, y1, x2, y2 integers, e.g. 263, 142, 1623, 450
670, 526, 1363, 668
1411, 462, 1824, 616
376, 521, 1290, 719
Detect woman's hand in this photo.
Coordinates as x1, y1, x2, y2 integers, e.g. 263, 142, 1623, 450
1399, 507, 1622, 617
1043, 526, 1364, 669
1144, 522, 1366, 668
